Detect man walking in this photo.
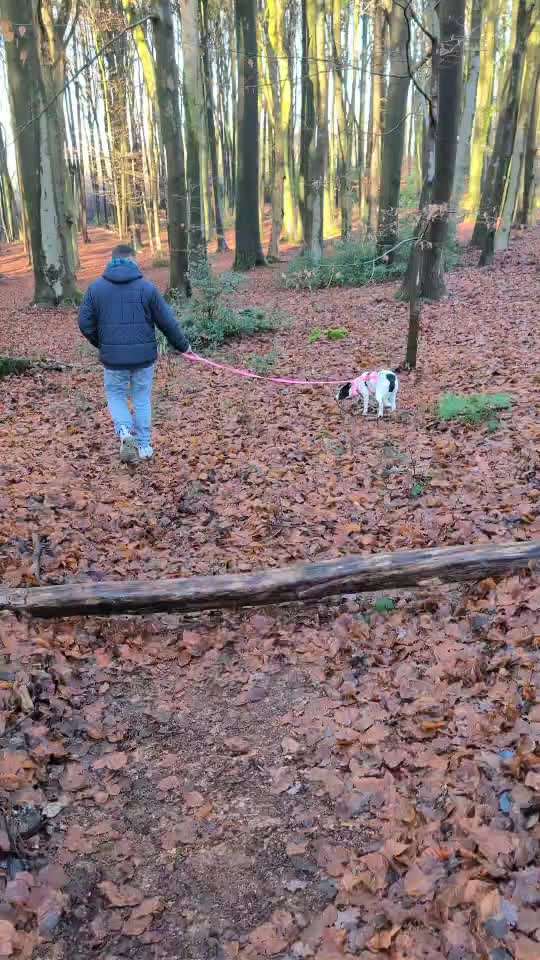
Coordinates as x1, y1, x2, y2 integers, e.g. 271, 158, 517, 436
79, 244, 190, 463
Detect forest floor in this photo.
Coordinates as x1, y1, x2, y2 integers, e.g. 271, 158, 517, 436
0, 228, 539, 960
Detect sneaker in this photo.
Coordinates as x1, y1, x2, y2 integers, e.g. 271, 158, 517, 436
138, 444, 154, 461
119, 428, 139, 464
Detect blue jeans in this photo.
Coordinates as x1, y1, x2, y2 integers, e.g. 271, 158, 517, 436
103, 365, 154, 445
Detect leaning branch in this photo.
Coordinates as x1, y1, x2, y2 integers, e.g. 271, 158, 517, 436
0, 541, 537, 618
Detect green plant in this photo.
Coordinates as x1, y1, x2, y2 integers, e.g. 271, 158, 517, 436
285, 239, 407, 290
0, 356, 33, 379
308, 328, 323, 344
245, 349, 280, 375
438, 392, 513, 425
164, 259, 282, 352
325, 327, 349, 341
410, 481, 427, 498
373, 597, 396, 614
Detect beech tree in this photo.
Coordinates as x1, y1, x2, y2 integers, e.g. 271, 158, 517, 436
234, 0, 265, 269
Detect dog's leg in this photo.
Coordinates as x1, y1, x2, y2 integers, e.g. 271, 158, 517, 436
375, 388, 385, 418
360, 384, 369, 416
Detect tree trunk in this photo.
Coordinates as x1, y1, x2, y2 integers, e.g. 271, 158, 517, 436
376, 1, 410, 259
477, 0, 535, 265
331, 0, 352, 239
420, 0, 466, 299
300, 0, 328, 261
357, 12, 369, 220
465, 0, 497, 232
152, 0, 189, 292
2, 540, 538, 619
200, 0, 228, 251
234, 0, 265, 269
181, 0, 207, 257
0, 122, 18, 243
367, 2, 385, 235
496, 25, 539, 249
1, 0, 80, 304
518, 27, 540, 225
451, 0, 482, 215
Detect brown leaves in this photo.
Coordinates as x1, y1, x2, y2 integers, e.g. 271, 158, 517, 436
0, 919, 16, 957
92, 750, 128, 772
98, 881, 143, 908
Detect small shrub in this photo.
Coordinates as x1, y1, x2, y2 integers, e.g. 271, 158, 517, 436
0, 356, 33, 379
308, 328, 324, 344
325, 327, 349, 341
438, 392, 513, 425
245, 349, 280, 375
285, 239, 406, 290
410, 480, 427, 498
373, 597, 396, 614
164, 258, 282, 352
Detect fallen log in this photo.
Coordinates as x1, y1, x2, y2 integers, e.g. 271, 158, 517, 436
0, 541, 538, 619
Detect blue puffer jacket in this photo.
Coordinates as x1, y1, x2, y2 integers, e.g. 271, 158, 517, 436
78, 259, 190, 369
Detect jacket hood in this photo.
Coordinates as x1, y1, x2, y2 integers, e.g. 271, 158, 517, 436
103, 258, 143, 284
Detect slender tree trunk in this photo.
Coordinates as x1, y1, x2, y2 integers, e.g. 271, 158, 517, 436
1, 0, 79, 303
367, 2, 385, 235
451, 0, 482, 215
266, 0, 291, 259
465, 0, 497, 230
477, 0, 535, 265
300, 0, 328, 260
152, 0, 189, 292
376, 1, 410, 258
421, 0, 466, 298
357, 12, 369, 220
200, 0, 228, 251
0, 123, 18, 243
331, 0, 352, 239
518, 28, 540, 225
181, 0, 206, 257
234, 0, 265, 269
496, 24, 539, 249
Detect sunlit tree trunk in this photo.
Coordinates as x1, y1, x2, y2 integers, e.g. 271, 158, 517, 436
331, 0, 351, 239
357, 12, 369, 219
377, 1, 409, 258
421, 0, 465, 298
2, 0, 79, 303
464, 0, 497, 226
181, 0, 206, 256
518, 49, 539, 225
496, 22, 539, 248
300, 0, 328, 260
367, 1, 385, 234
234, 0, 265, 268
476, 0, 535, 264
152, 0, 189, 292
451, 0, 482, 214
0, 122, 18, 243
200, 0, 227, 251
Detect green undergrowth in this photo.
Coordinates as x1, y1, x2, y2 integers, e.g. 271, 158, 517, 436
0, 356, 33, 379
438, 392, 513, 427
164, 258, 284, 352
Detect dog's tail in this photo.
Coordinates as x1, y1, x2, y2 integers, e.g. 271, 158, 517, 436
386, 372, 396, 393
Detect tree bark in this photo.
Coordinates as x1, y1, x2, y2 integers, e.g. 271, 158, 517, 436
152, 0, 189, 292
519, 58, 539, 225
0, 122, 18, 243
367, 1, 386, 235
420, 0, 465, 299
451, 0, 482, 215
200, 0, 228, 251
1, 0, 80, 304
1, 541, 538, 619
181, 0, 207, 257
376, 1, 410, 259
477, 0, 535, 265
300, 0, 328, 260
465, 0, 497, 230
234, 0, 265, 269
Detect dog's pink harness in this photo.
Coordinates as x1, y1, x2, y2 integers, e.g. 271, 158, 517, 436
350, 371, 378, 397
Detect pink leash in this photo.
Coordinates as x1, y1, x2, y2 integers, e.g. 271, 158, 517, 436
183, 351, 346, 387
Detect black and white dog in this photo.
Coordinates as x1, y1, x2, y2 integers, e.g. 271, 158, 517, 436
336, 369, 399, 417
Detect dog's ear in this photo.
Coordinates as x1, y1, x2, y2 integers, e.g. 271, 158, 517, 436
336, 382, 351, 401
